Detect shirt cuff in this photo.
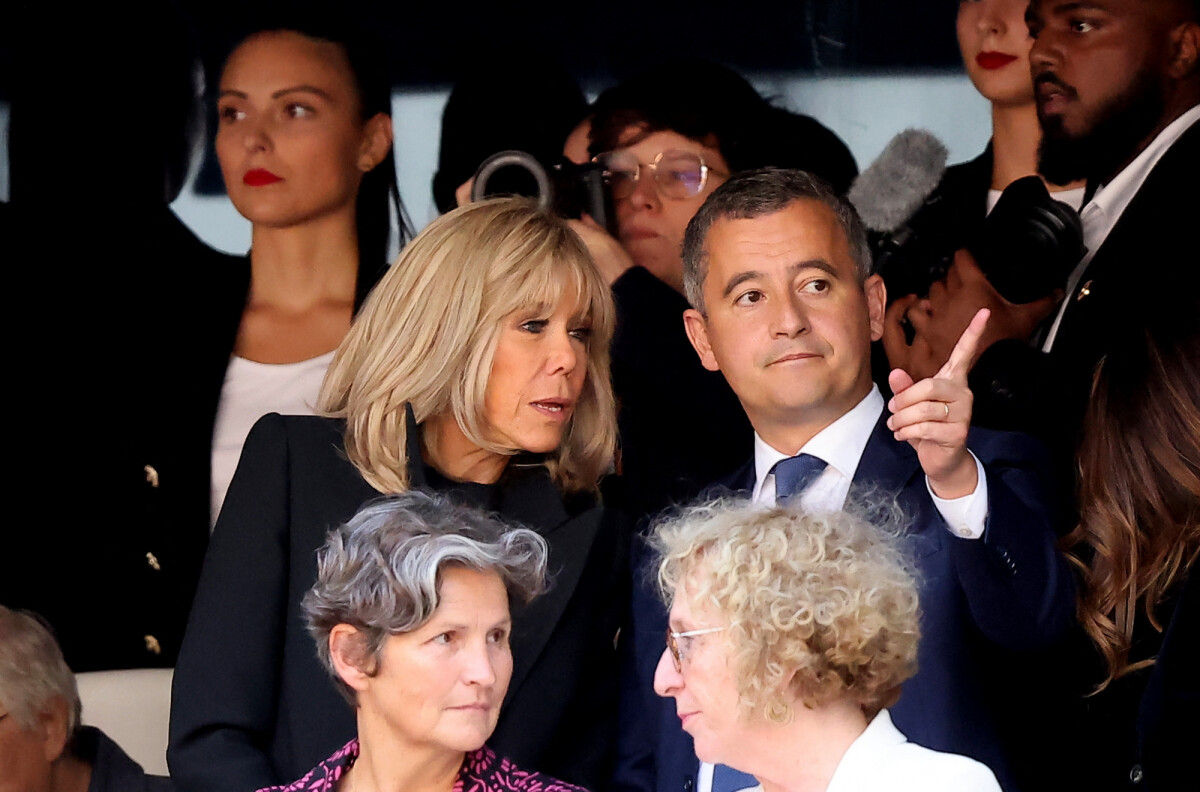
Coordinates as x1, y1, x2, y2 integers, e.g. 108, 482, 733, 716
926, 453, 988, 540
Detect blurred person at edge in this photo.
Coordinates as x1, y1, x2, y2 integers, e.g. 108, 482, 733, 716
259, 492, 584, 792
1056, 305, 1199, 792
0, 605, 174, 792
569, 58, 859, 521
168, 199, 628, 792
650, 499, 1001, 792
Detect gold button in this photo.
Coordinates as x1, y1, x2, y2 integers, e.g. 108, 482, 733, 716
1075, 280, 1093, 302
144, 635, 162, 655
144, 465, 160, 488
145, 552, 161, 571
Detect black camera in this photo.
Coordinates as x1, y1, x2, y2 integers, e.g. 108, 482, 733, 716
876, 175, 1085, 306
470, 150, 616, 234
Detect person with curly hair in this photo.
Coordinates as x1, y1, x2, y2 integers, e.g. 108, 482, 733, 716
649, 498, 1001, 792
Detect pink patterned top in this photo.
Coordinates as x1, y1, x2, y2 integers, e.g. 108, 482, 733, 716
257, 740, 589, 792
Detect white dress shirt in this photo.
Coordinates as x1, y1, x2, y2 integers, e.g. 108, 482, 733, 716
698, 389, 992, 792
750, 386, 988, 539
731, 710, 1001, 792
1043, 105, 1200, 351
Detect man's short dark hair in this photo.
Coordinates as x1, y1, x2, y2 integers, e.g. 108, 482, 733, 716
682, 168, 874, 313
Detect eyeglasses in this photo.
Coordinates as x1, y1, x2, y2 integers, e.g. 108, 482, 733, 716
593, 149, 722, 201
665, 626, 727, 672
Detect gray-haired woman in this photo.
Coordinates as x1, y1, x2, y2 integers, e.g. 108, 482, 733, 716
259, 491, 585, 792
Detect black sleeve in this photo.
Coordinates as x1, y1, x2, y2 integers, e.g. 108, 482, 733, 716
167, 414, 293, 792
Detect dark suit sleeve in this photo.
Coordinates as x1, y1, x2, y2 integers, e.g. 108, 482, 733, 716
949, 431, 1075, 650
168, 414, 293, 792
610, 537, 664, 792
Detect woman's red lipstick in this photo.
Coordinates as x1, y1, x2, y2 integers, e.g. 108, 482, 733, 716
976, 52, 1018, 70
244, 168, 282, 186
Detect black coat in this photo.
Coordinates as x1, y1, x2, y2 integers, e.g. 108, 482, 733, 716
3, 221, 387, 672
168, 412, 629, 792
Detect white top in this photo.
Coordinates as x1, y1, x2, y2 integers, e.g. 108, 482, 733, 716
985, 184, 1085, 215
749, 386, 988, 539
1042, 104, 1200, 351
209, 351, 336, 527
733, 710, 1001, 792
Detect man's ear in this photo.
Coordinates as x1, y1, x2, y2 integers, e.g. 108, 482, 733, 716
358, 113, 394, 173
865, 274, 887, 342
329, 624, 374, 693
1167, 21, 1199, 80
38, 697, 72, 763
683, 308, 720, 372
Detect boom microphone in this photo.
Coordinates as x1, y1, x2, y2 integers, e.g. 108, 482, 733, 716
848, 129, 948, 233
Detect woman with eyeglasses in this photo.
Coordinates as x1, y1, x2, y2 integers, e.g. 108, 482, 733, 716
650, 499, 1002, 792
570, 59, 858, 522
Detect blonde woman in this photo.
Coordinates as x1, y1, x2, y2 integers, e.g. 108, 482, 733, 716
651, 499, 1001, 792
169, 198, 628, 792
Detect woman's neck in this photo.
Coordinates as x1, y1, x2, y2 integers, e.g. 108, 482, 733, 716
747, 700, 868, 792
420, 414, 509, 485
248, 208, 360, 311
990, 101, 1085, 194
344, 724, 465, 792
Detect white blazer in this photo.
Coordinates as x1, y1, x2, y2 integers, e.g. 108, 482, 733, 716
735, 709, 1001, 792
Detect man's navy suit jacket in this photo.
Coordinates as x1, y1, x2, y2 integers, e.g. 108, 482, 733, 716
612, 416, 1073, 792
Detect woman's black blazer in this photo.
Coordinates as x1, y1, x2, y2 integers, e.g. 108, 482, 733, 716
168, 413, 629, 792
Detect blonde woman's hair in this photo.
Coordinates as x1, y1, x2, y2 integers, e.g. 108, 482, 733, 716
318, 197, 616, 495
654, 497, 920, 721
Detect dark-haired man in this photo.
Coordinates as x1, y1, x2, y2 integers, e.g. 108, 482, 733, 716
1029, 0, 1199, 399
616, 168, 1072, 792
901, 0, 1198, 457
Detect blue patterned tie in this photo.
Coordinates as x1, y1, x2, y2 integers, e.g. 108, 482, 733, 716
770, 453, 827, 503
712, 764, 758, 792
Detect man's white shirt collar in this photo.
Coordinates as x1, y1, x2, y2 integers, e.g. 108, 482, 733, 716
751, 386, 884, 505
1043, 104, 1200, 351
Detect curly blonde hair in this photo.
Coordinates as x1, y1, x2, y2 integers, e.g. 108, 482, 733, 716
654, 498, 920, 720
318, 197, 616, 495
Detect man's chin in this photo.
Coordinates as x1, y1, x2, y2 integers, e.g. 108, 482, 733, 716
1037, 67, 1165, 186
1038, 126, 1091, 185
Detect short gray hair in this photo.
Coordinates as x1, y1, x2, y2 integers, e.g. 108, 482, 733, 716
302, 491, 549, 703
0, 606, 81, 737
681, 168, 873, 314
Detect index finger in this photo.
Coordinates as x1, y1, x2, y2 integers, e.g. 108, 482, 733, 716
937, 308, 990, 380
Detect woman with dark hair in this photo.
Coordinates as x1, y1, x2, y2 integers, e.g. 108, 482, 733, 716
205, 16, 411, 524
1061, 306, 1199, 791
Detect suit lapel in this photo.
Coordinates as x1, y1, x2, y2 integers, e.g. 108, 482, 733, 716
852, 416, 942, 557
497, 467, 604, 701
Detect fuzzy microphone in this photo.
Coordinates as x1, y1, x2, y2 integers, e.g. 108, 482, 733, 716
848, 129, 949, 233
